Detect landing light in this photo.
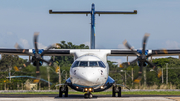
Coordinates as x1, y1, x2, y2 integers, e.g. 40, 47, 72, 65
85, 88, 88, 91
89, 88, 92, 92
100, 86, 104, 89
76, 86, 79, 89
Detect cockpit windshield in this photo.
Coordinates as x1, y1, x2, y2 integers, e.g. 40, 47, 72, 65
71, 61, 79, 67
89, 61, 98, 67
71, 61, 106, 68
79, 61, 88, 67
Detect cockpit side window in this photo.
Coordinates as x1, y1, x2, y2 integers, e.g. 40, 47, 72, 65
89, 61, 98, 67
71, 61, 79, 68
98, 61, 106, 68
79, 61, 88, 67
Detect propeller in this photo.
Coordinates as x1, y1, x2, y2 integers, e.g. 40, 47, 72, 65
122, 33, 162, 83
14, 32, 60, 83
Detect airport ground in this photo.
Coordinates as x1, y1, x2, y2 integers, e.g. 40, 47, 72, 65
0, 90, 180, 101
0, 94, 180, 101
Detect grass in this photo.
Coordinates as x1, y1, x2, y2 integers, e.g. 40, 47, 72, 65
1, 91, 180, 95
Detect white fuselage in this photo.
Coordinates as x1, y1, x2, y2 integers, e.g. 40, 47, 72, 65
70, 55, 109, 88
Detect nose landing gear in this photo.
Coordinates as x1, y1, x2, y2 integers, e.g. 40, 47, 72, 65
84, 92, 93, 98
59, 86, 68, 97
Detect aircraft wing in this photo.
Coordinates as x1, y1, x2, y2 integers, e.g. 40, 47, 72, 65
0, 49, 31, 56
1, 48, 180, 57
0, 49, 72, 56
109, 49, 180, 57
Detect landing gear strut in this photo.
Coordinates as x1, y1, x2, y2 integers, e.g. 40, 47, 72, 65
112, 86, 121, 97
84, 92, 93, 98
59, 86, 68, 97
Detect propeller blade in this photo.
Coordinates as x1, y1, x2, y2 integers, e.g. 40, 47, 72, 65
13, 66, 20, 71
129, 58, 138, 65
33, 60, 41, 83
34, 32, 39, 54
33, 79, 40, 83
119, 58, 138, 68
14, 43, 32, 56
134, 76, 142, 83
23, 60, 32, 67
55, 66, 60, 73
40, 59, 52, 66
162, 49, 168, 54
123, 40, 140, 56
158, 69, 162, 78
41, 43, 60, 56
145, 60, 155, 68
134, 63, 143, 83
142, 33, 150, 55
146, 53, 153, 58
119, 63, 128, 68
14, 60, 32, 72
123, 40, 134, 51
14, 43, 23, 49
145, 60, 162, 78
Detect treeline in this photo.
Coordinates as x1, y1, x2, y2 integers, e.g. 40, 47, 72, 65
109, 57, 180, 89
0, 41, 180, 90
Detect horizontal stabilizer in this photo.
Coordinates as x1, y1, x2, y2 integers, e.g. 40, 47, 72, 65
95, 10, 137, 14
49, 10, 91, 14
49, 10, 137, 15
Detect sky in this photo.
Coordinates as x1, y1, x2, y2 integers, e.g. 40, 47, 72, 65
1, 0, 180, 64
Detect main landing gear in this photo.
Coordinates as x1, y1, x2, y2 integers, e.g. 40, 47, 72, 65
112, 85, 121, 97
84, 92, 93, 98
59, 86, 68, 97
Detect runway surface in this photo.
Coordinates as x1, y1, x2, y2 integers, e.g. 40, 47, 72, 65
0, 94, 180, 101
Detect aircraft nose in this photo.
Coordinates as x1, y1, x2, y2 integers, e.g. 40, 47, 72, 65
82, 72, 97, 82
78, 69, 105, 86
71, 68, 106, 87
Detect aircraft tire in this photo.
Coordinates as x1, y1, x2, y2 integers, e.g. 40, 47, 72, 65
65, 86, 68, 97
89, 93, 93, 98
112, 86, 116, 97
84, 93, 88, 98
118, 87, 121, 97
59, 87, 63, 97
84, 93, 92, 98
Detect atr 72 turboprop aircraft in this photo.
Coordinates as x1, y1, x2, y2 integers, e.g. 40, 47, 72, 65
1, 3, 180, 98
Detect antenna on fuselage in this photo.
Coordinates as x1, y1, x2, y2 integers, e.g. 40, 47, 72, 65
49, 3, 137, 49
